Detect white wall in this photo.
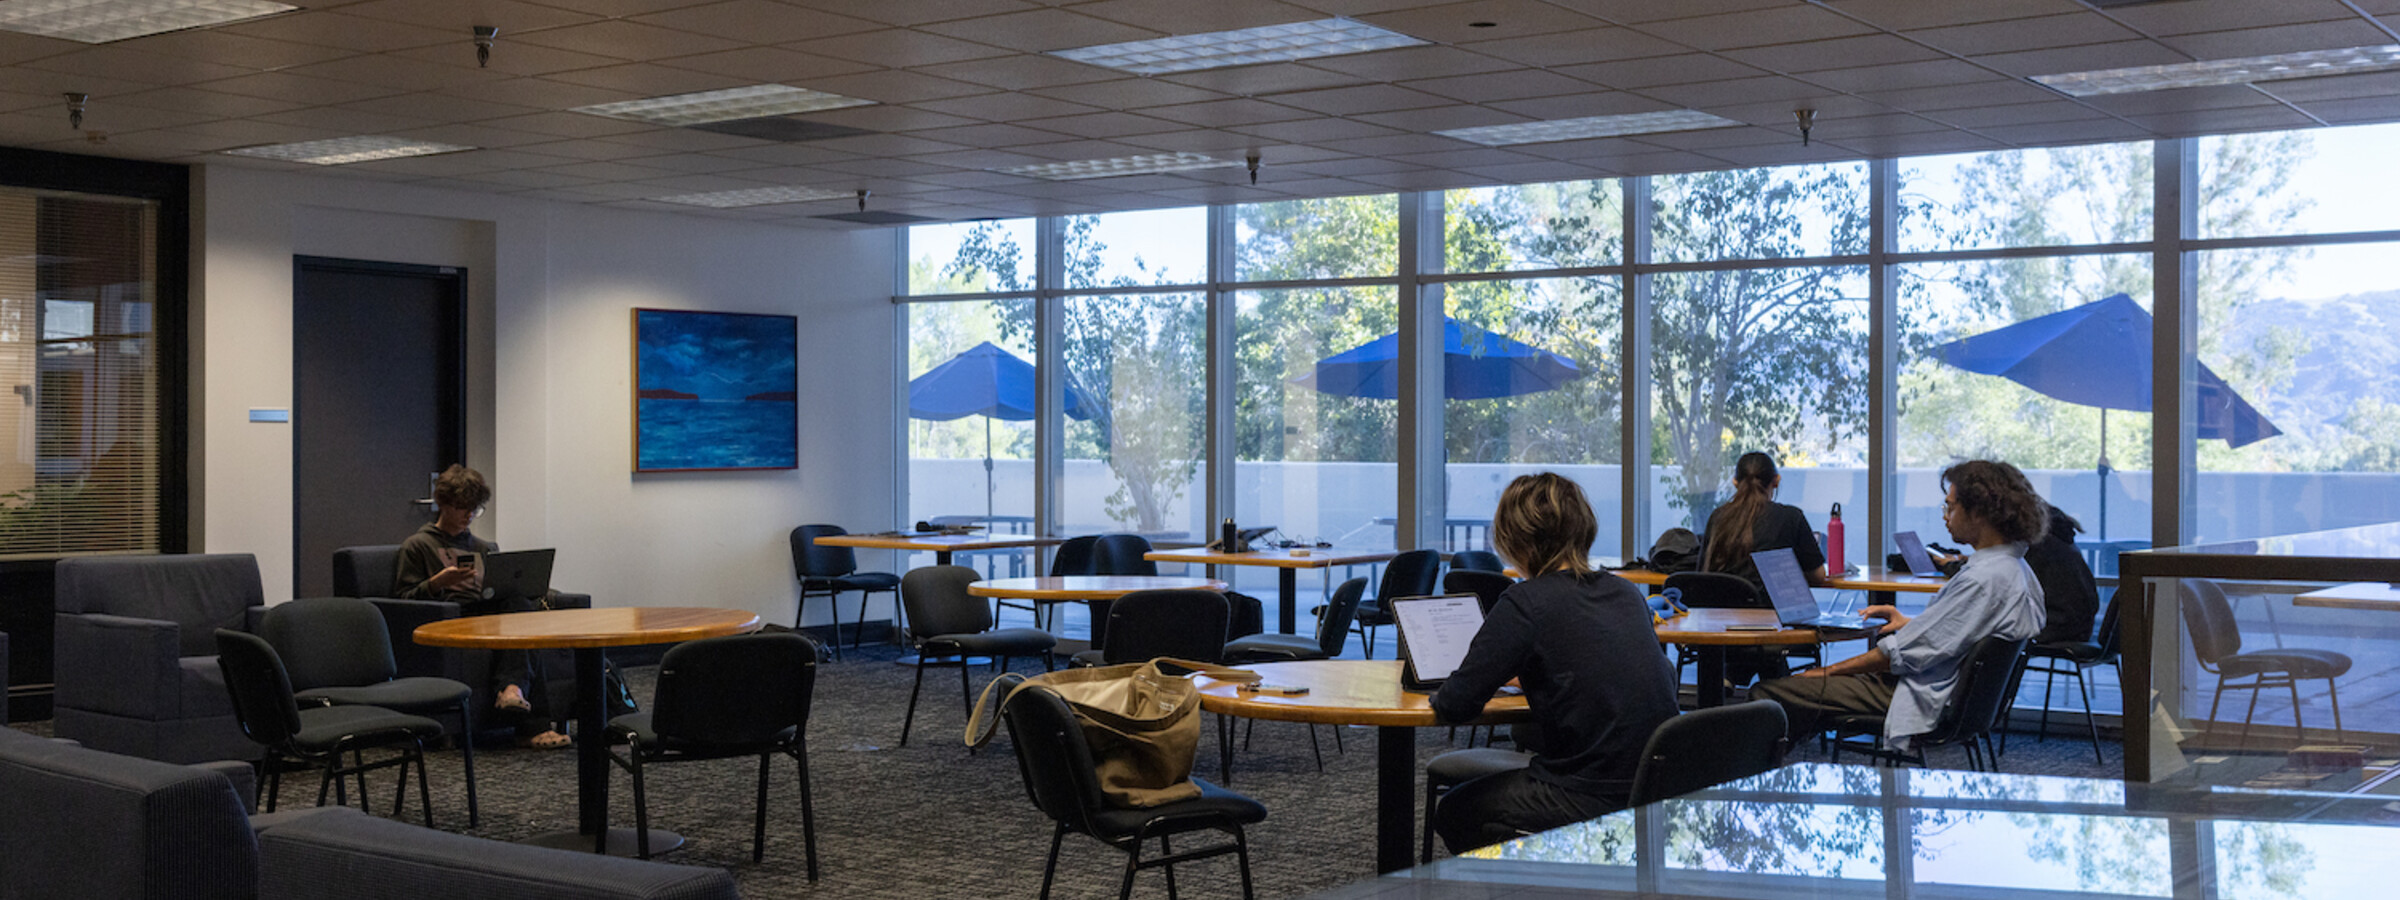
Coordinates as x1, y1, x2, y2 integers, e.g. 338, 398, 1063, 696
192, 165, 897, 627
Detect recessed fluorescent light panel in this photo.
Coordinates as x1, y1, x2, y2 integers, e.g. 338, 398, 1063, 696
1437, 110, 1741, 146
572, 85, 873, 127
223, 136, 475, 166
653, 186, 853, 208
2033, 44, 2400, 96
1052, 17, 1425, 75
0, 0, 295, 43
996, 153, 1243, 181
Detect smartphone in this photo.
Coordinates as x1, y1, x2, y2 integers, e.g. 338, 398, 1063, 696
1239, 684, 1310, 696
454, 552, 478, 572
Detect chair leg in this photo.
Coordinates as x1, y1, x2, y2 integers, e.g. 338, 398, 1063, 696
794, 739, 819, 881
961, 660, 978, 755
2074, 668, 2102, 764
1234, 826, 1256, 900
413, 743, 433, 828
2287, 677, 2305, 744
457, 703, 480, 828
1217, 713, 1234, 785
631, 753, 653, 859
1040, 824, 1067, 900
854, 591, 873, 651
1118, 838, 1142, 900
2240, 679, 2264, 750
1306, 725, 1323, 773
1160, 834, 1178, 900
2204, 672, 2229, 746
753, 753, 772, 863
1333, 724, 1345, 754
901, 661, 928, 747
1421, 779, 1439, 863
2038, 665, 2057, 743
2327, 677, 2345, 743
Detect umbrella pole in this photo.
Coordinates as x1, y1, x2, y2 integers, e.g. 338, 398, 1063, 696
984, 416, 996, 526
2097, 409, 2108, 541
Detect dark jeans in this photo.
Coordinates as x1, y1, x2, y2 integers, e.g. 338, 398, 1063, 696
1433, 768, 1623, 856
1751, 672, 1897, 743
459, 593, 543, 717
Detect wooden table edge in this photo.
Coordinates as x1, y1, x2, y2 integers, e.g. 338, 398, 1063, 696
412, 608, 762, 650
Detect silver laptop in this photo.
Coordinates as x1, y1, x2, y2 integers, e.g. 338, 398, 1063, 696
1753, 547, 1871, 631
1892, 531, 1947, 577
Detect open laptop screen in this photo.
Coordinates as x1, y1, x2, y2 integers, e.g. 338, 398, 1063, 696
1391, 594, 1485, 691
1752, 547, 1822, 625
1893, 531, 1943, 577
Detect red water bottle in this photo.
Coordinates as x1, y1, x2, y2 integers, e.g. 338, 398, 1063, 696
1826, 503, 1846, 576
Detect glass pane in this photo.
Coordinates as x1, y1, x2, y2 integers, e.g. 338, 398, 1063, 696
1653, 162, 1867, 263
1648, 266, 1868, 570
2203, 122, 2400, 239
2195, 243, 2400, 542
905, 298, 1039, 569
1912, 811, 2169, 897
1899, 142, 2153, 252
907, 218, 1033, 294
1061, 293, 1206, 540
1444, 277, 1623, 554
1445, 180, 1622, 273
1234, 286, 1397, 610
1234, 194, 1397, 281
1064, 207, 1205, 288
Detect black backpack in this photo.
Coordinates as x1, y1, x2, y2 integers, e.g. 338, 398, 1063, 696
1647, 527, 1702, 574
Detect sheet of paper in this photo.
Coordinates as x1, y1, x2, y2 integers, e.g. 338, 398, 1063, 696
1391, 595, 1485, 683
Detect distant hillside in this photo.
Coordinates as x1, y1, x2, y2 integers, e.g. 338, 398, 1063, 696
2218, 289, 2400, 435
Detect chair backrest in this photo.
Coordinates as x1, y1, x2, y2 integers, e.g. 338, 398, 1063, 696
214, 629, 304, 749
1376, 549, 1441, 603
2093, 586, 2128, 661
1442, 569, 1514, 615
1090, 534, 1157, 576
901, 565, 993, 638
1628, 700, 1788, 806
58, 554, 266, 657
1664, 571, 1764, 609
1448, 550, 1504, 573
1002, 684, 1106, 834
260, 597, 399, 692
650, 632, 820, 746
790, 525, 858, 579
1101, 589, 1228, 664
332, 545, 403, 598
0, 727, 261, 900
2177, 578, 2242, 665
1314, 577, 1369, 658
1922, 634, 2032, 747
1049, 535, 1100, 577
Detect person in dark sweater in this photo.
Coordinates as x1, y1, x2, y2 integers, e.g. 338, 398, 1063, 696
394, 464, 569, 749
1699, 451, 1828, 684
1429, 473, 1680, 855
2027, 504, 2100, 644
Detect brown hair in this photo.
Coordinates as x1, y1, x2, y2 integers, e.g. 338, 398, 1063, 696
432, 464, 491, 512
1491, 472, 1597, 577
1941, 460, 2047, 545
1702, 451, 1778, 572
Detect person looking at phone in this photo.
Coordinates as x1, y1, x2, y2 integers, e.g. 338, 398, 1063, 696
1751, 460, 2047, 753
394, 464, 569, 749
1428, 473, 1679, 855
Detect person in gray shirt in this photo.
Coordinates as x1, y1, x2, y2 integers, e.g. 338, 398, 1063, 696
1753, 460, 2047, 752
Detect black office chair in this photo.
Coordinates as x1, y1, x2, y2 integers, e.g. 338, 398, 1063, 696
603, 631, 823, 873
1628, 701, 1788, 805
261, 597, 481, 827
899, 565, 1056, 747
1442, 569, 1514, 615
1223, 577, 1366, 773
790, 524, 902, 658
1091, 534, 1159, 576
214, 629, 442, 823
1051, 535, 1101, 577
2180, 578, 2350, 748
1664, 571, 1763, 608
1002, 685, 1264, 900
2019, 587, 2127, 763
1419, 746, 1531, 862
1448, 550, 1504, 573
1352, 549, 1440, 658
1831, 635, 2029, 772
1071, 589, 1230, 668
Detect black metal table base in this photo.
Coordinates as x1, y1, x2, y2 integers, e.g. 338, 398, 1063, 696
524, 826, 685, 857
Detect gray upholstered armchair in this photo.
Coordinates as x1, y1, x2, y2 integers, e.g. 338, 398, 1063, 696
331, 544, 592, 718
52, 553, 267, 764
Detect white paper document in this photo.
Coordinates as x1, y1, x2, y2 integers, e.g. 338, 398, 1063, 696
1390, 594, 1486, 684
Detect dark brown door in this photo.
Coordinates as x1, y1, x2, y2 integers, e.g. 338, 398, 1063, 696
292, 257, 464, 598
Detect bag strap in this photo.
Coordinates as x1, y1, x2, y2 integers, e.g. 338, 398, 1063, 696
1149, 658, 1262, 684
965, 671, 1036, 749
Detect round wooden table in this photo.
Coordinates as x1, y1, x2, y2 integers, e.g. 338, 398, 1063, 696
1194, 659, 1530, 875
1655, 608, 1873, 708
415, 606, 760, 856
967, 575, 1228, 648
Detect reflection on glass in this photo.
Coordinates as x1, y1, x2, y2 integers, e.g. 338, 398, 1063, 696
1913, 811, 2169, 897
1908, 768, 2125, 805
1445, 180, 1622, 273
2203, 123, 2400, 240
1654, 162, 1866, 262
908, 218, 1034, 294
1899, 143, 2152, 252
1234, 195, 1396, 281
1062, 294, 1205, 537
1479, 811, 1637, 865
1661, 800, 1883, 878
2216, 821, 2345, 900
1444, 277, 1622, 552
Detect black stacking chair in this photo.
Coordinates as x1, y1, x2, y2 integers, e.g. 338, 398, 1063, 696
1665, 571, 1763, 608
1051, 535, 1101, 577
1442, 569, 1514, 615
1090, 534, 1159, 576
2020, 587, 2127, 763
1003, 685, 1264, 900
603, 631, 822, 873
1448, 549, 1504, 573
1352, 549, 1440, 658
1420, 746, 1531, 862
900, 565, 1056, 747
214, 629, 442, 823
2180, 578, 2350, 747
790, 524, 901, 658
261, 597, 481, 826
1831, 635, 2029, 772
1222, 578, 1366, 773
1071, 589, 1230, 668
1629, 701, 1788, 805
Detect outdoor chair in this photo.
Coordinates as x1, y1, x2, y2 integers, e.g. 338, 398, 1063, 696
899, 565, 1055, 747
214, 629, 442, 822
604, 631, 823, 873
260, 596, 481, 826
791, 524, 901, 658
2180, 578, 2349, 748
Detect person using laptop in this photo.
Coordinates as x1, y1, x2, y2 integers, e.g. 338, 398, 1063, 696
1428, 473, 1678, 855
394, 464, 569, 750
1699, 451, 1829, 684
1751, 460, 2047, 753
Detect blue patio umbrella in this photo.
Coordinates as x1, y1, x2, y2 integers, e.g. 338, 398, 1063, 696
1932, 293, 2281, 537
908, 341, 1089, 521
1293, 317, 1586, 400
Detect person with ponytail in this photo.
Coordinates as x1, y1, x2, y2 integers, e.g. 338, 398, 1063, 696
1700, 451, 1830, 590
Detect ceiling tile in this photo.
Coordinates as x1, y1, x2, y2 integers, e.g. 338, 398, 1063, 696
512, 137, 679, 160
1800, 59, 1999, 93
116, 30, 354, 70
2292, 95, 2400, 123
2105, 0, 2364, 37
1968, 40, 2190, 79
1110, 129, 1275, 153
1357, 0, 1607, 44
1388, 146, 1539, 168
1304, 45, 1521, 80
1820, 0, 2086, 31
801, 104, 986, 131
1071, 0, 1322, 32
916, 9, 1163, 52
475, 110, 659, 138
1721, 34, 1948, 74
798, 131, 970, 156
1555, 53, 1766, 89
784, 0, 1041, 27
338, 0, 603, 31
279, 53, 496, 92
187, 71, 411, 106
389, 39, 625, 76
1978, 117, 2153, 146
1856, 79, 2060, 112
1138, 97, 1316, 127
337, 91, 545, 124
109, 87, 309, 118
1316, 132, 1480, 155
1633, 5, 1878, 51
631, 1, 885, 42
0, 65, 157, 98
2258, 69, 2400, 103
905, 122, 1070, 146
912, 91, 1103, 120
912, 56, 1122, 91
523, 0, 733, 18
1269, 83, 1456, 115
1458, 159, 1612, 182
2075, 84, 2281, 117
1158, 63, 1366, 96
596, 127, 774, 152
23, 48, 258, 86
800, 69, 995, 103
2125, 106, 2320, 136
1352, 104, 1530, 130
1924, 100, 2108, 129
1029, 78, 1230, 109
508, 20, 746, 60
1640, 75, 1842, 108
658, 47, 880, 82
539, 63, 742, 95
2159, 20, 2395, 60
1016, 111, 1194, 137
1228, 117, 1404, 142
1907, 13, 2146, 57
383, 122, 565, 149
223, 12, 464, 52
443, 75, 639, 108
1403, 69, 1598, 103
787, 29, 1014, 67
1486, 90, 1673, 120
1460, 26, 1686, 68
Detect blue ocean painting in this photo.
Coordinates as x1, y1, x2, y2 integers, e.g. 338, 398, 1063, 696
634, 309, 797, 471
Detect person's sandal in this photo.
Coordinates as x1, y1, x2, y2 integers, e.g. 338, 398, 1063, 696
494, 688, 533, 714
518, 729, 570, 750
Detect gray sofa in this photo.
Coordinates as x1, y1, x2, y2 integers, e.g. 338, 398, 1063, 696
331, 545, 593, 720
52, 553, 269, 764
0, 725, 740, 900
